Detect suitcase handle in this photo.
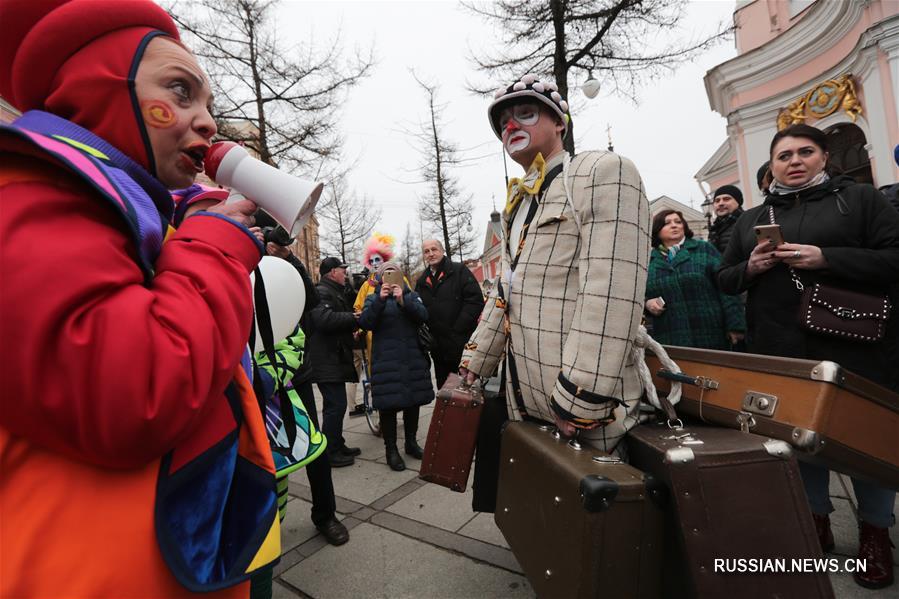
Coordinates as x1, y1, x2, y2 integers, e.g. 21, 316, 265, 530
656, 369, 719, 390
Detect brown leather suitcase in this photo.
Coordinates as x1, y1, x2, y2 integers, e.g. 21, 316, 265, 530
626, 422, 834, 599
646, 346, 899, 490
419, 374, 483, 492
495, 421, 663, 599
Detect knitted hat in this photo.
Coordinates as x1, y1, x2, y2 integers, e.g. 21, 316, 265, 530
362, 233, 395, 268
171, 184, 228, 226
0, 0, 180, 172
713, 184, 744, 206
488, 73, 570, 140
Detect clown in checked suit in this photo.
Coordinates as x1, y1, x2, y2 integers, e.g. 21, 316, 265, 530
460, 74, 652, 453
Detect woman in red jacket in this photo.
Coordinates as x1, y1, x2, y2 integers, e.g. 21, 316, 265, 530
0, 1, 280, 596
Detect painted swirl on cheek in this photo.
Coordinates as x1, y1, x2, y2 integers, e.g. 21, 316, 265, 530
141, 100, 177, 129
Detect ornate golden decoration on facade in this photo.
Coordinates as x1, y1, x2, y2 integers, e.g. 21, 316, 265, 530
776, 74, 863, 130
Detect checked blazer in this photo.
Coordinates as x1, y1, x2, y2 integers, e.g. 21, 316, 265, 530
461, 150, 652, 452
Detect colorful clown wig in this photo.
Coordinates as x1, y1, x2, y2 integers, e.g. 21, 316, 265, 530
361, 232, 395, 268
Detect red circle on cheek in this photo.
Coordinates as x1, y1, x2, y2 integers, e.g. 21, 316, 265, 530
141, 101, 177, 129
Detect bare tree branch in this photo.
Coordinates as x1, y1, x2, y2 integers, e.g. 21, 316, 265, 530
167, 0, 374, 174
410, 74, 478, 261
464, 0, 732, 152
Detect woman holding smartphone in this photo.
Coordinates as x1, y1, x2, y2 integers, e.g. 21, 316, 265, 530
718, 123, 899, 590
358, 262, 434, 471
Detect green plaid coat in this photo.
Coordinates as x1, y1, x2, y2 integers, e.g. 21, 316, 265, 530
645, 238, 745, 349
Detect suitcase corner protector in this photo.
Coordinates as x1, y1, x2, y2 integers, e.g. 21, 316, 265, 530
578, 475, 619, 512
810, 361, 844, 385
663, 446, 695, 465
763, 438, 793, 459
790, 427, 823, 452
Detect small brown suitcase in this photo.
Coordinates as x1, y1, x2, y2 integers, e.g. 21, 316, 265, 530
626, 422, 834, 599
419, 374, 483, 492
646, 346, 899, 490
495, 421, 664, 599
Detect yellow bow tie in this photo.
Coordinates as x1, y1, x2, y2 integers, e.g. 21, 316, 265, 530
504, 153, 547, 215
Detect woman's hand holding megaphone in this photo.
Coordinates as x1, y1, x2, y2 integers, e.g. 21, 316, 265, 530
205, 196, 257, 228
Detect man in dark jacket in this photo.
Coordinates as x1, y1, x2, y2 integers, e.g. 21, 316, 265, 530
708, 184, 744, 255
308, 257, 360, 467
415, 239, 484, 389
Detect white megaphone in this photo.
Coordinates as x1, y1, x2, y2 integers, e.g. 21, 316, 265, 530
205, 141, 324, 236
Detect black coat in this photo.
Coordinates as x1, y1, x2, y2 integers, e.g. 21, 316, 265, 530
358, 287, 434, 410
717, 176, 899, 388
414, 257, 484, 367
708, 207, 743, 255
306, 277, 358, 383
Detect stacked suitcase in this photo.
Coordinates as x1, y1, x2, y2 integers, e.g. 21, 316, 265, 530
645, 346, 899, 490
494, 421, 664, 599
626, 421, 834, 598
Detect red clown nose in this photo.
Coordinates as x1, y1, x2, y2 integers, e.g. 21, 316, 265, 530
504, 119, 521, 135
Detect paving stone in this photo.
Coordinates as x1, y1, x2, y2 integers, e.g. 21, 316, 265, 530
273, 548, 305, 578
342, 428, 387, 460
370, 478, 425, 512
280, 497, 319, 553
371, 511, 523, 574
830, 497, 861, 558
457, 512, 510, 549
280, 522, 532, 599
328, 455, 419, 504
831, 472, 852, 500
387, 481, 476, 532
272, 579, 307, 599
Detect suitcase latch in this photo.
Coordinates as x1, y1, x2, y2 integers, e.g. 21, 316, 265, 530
741, 391, 778, 416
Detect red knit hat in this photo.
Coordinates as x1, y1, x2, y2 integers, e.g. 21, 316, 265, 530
0, 0, 181, 171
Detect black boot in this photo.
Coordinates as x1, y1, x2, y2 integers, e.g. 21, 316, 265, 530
403, 406, 423, 459
404, 438, 424, 460
385, 444, 406, 471
381, 409, 405, 471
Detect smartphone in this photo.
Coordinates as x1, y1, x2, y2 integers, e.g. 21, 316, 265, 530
753, 224, 784, 247
655, 296, 665, 307
382, 270, 403, 287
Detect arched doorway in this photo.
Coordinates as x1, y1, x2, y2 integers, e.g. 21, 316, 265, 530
824, 123, 872, 184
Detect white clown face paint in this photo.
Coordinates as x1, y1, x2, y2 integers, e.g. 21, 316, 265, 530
504, 129, 531, 155
369, 253, 384, 267
498, 102, 563, 168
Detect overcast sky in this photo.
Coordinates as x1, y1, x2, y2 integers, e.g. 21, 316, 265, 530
275, 0, 738, 261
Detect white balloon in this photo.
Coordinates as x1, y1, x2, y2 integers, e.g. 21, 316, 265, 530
582, 78, 601, 99
250, 256, 305, 354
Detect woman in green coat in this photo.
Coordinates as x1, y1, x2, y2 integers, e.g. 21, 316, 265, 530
644, 209, 745, 349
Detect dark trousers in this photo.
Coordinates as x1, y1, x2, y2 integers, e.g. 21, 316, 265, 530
433, 358, 456, 391
318, 381, 348, 452
379, 405, 421, 446
472, 391, 509, 513
294, 381, 337, 526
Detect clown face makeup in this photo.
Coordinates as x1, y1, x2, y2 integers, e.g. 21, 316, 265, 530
498, 102, 564, 168
135, 37, 216, 189
369, 253, 384, 268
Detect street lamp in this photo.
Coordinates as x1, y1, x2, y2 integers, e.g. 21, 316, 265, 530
701, 197, 713, 232
456, 212, 472, 263
582, 71, 601, 99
